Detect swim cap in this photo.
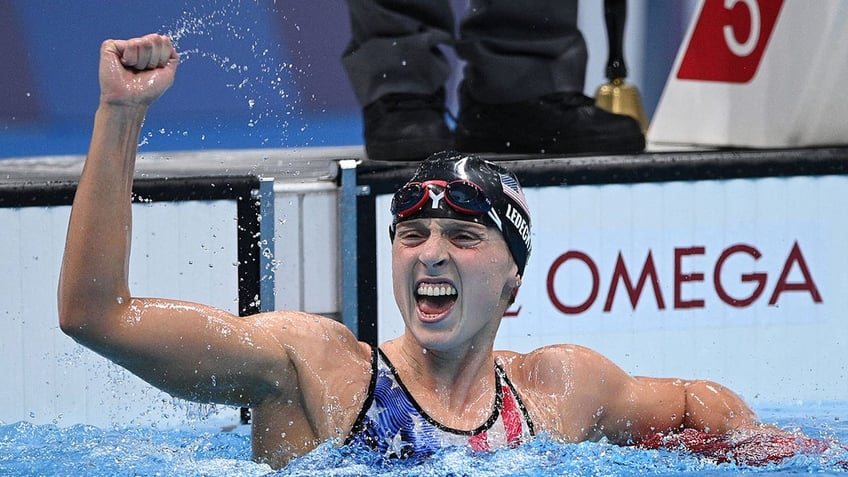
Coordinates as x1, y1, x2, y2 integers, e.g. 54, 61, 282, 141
389, 151, 532, 276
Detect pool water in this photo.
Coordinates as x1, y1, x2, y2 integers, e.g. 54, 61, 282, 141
2, 402, 846, 476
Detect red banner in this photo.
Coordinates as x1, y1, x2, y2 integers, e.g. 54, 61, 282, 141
677, 0, 784, 83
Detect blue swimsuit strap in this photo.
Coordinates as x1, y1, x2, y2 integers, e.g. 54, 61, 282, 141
344, 347, 380, 446
377, 347, 504, 434
344, 346, 535, 444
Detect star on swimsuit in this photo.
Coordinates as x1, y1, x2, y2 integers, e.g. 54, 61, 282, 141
345, 348, 535, 458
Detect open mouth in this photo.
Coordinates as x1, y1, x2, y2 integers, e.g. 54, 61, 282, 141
416, 282, 458, 317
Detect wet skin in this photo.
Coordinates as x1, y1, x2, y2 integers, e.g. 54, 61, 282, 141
59, 33, 792, 470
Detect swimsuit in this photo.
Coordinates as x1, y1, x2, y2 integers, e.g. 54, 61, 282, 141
345, 348, 535, 458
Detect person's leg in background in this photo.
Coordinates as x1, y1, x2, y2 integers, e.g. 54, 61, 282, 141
455, 0, 645, 155
342, 0, 455, 161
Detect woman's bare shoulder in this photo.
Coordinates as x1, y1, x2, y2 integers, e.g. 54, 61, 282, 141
496, 343, 603, 366
496, 344, 617, 391
243, 310, 372, 380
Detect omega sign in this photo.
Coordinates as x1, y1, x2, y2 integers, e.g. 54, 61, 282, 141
534, 241, 821, 316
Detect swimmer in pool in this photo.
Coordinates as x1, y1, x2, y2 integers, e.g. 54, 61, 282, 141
59, 34, 823, 469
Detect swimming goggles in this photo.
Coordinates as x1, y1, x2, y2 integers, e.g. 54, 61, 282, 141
391, 179, 493, 219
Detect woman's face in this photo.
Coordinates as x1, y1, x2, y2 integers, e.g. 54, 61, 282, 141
391, 218, 519, 353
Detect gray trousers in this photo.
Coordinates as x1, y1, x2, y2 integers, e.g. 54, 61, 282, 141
342, 0, 586, 106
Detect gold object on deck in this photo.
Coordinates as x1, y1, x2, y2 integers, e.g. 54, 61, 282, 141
596, 78, 648, 133
594, 0, 648, 133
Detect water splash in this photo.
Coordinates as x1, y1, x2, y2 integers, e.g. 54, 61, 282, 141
268, 434, 848, 477
139, 0, 314, 149
0, 421, 266, 477
3, 404, 845, 476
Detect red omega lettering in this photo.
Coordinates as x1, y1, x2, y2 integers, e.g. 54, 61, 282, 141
603, 251, 665, 312
546, 250, 599, 314
674, 246, 706, 309
768, 241, 823, 305
544, 242, 822, 315
714, 244, 767, 307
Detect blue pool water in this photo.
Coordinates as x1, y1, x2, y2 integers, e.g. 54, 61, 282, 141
2, 402, 846, 476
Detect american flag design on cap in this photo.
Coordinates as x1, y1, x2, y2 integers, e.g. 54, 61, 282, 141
500, 173, 530, 217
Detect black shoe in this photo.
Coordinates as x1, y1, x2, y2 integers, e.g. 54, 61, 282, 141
362, 90, 453, 161
455, 88, 645, 155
